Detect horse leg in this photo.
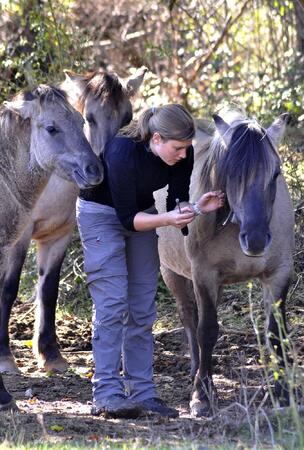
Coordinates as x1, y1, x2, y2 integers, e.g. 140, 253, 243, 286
160, 265, 199, 378
0, 374, 17, 411
262, 275, 292, 406
0, 227, 33, 373
0, 268, 17, 410
190, 272, 220, 417
33, 232, 72, 372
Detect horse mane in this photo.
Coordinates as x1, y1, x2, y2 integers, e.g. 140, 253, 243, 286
200, 109, 280, 199
77, 70, 125, 112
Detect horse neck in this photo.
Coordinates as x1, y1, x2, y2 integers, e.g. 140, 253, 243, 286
191, 142, 229, 238
0, 122, 49, 211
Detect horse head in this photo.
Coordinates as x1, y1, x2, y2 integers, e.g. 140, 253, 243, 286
61, 67, 147, 156
4, 85, 103, 189
213, 111, 290, 257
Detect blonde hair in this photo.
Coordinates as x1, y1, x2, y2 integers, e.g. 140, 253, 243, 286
121, 104, 195, 142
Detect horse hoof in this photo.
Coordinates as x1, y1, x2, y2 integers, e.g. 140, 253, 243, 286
0, 356, 21, 374
190, 399, 212, 418
0, 398, 19, 412
40, 356, 69, 373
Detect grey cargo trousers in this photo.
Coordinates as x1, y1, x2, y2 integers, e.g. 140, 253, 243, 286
76, 198, 159, 404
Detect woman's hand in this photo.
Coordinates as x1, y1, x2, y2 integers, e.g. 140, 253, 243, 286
166, 206, 195, 229
196, 191, 225, 214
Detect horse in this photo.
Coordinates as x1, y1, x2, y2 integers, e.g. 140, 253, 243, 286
0, 83, 103, 410
155, 109, 294, 417
0, 67, 146, 375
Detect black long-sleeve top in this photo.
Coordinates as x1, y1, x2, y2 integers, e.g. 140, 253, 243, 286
79, 135, 194, 231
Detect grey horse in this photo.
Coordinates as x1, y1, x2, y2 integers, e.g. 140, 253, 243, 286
0, 84, 103, 410
155, 109, 294, 417
0, 68, 146, 374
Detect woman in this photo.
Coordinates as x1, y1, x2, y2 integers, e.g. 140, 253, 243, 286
76, 104, 224, 419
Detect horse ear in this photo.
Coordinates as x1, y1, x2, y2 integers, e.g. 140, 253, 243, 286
267, 113, 291, 147
212, 114, 232, 145
62, 70, 84, 102
3, 100, 35, 119
124, 66, 148, 97
63, 69, 85, 84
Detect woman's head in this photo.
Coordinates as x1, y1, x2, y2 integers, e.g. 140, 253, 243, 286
121, 104, 195, 143
121, 104, 195, 165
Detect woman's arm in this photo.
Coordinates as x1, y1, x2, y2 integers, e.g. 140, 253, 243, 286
133, 207, 195, 232
133, 191, 225, 231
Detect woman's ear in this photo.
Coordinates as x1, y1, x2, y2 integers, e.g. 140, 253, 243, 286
151, 132, 162, 145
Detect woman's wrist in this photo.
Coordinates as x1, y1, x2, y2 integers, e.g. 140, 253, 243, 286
191, 202, 203, 216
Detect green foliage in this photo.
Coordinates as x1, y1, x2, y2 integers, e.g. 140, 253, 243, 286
57, 233, 92, 319
248, 285, 304, 449
139, 0, 304, 122
0, 0, 87, 100
18, 243, 37, 302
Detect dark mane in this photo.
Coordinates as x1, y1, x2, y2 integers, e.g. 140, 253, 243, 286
217, 123, 279, 198
200, 112, 280, 199
78, 70, 125, 111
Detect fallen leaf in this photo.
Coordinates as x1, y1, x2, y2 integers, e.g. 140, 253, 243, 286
50, 425, 64, 432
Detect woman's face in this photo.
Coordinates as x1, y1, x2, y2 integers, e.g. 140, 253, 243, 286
150, 133, 192, 166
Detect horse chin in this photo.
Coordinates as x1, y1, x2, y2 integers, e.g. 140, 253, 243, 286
70, 169, 100, 189
54, 166, 102, 189
241, 248, 266, 257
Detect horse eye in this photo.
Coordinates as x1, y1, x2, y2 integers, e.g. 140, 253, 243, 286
46, 125, 58, 135
86, 115, 96, 125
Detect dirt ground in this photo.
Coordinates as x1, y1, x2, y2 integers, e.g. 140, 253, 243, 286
0, 209, 303, 447
0, 285, 303, 448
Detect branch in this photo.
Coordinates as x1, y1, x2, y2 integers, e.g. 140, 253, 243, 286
186, 0, 251, 84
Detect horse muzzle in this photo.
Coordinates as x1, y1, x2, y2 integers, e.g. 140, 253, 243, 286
72, 161, 104, 189
239, 231, 272, 257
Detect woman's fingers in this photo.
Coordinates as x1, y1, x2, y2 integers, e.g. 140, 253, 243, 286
170, 209, 195, 228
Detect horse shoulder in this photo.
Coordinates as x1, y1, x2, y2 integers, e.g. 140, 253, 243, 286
271, 176, 295, 246
31, 173, 77, 240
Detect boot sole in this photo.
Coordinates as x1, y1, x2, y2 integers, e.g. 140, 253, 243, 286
92, 406, 142, 419
104, 407, 142, 419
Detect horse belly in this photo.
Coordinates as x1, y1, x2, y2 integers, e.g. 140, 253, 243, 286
157, 227, 192, 279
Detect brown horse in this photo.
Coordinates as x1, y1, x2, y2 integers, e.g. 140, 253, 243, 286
0, 84, 103, 410
156, 109, 294, 417
0, 68, 146, 374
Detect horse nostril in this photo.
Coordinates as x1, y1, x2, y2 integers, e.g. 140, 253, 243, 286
84, 163, 104, 185
86, 164, 99, 176
85, 164, 104, 181
266, 232, 272, 247
240, 232, 248, 250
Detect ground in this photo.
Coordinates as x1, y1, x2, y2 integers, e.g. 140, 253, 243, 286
0, 158, 304, 448
0, 275, 303, 449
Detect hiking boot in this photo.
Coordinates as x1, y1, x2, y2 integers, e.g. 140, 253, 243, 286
91, 394, 142, 419
140, 397, 179, 418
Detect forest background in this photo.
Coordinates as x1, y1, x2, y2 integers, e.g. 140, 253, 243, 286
0, 1, 303, 449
